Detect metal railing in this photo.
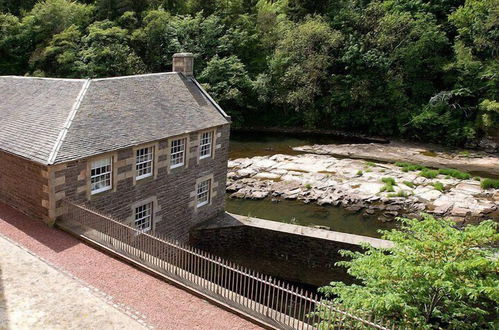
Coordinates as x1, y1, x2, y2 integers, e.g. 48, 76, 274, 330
61, 200, 395, 330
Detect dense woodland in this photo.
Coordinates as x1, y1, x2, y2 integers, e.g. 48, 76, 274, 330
1, 0, 497, 146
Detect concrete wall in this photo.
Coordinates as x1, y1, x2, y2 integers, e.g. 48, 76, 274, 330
191, 214, 391, 286
0, 150, 50, 222
55, 124, 230, 241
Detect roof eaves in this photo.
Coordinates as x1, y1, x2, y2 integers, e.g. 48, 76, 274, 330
46, 79, 91, 165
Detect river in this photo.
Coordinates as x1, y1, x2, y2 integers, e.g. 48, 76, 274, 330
226, 131, 397, 239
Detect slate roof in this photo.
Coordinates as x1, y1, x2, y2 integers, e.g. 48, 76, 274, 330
0, 73, 230, 165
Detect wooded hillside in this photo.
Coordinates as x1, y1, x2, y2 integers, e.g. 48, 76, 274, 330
1, 0, 497, 146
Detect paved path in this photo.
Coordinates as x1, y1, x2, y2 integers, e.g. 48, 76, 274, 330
0, 235, 147, 330
0, 203, 261, 330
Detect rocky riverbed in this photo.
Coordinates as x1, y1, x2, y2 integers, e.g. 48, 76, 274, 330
227, 154, 498, 223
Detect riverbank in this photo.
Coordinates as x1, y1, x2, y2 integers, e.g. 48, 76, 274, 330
227, 153, 498, 223
295, 142, 499, 178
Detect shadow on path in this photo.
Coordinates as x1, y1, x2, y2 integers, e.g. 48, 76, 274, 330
0, 203, 77, 253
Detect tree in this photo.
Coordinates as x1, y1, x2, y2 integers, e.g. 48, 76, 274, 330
79, 20, 145, 77
262, 16, 342, 126
198, 55, 251, 122
317, 215, 498, 329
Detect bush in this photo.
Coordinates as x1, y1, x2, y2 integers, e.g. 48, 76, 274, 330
403, 181, 415, 188
480, 178, 499, 189
420, 169, 439, 178
317, 216, 499, 329
432, 181, 445, 192
437, 168, 471, 180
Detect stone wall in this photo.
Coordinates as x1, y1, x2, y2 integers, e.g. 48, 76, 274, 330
55, 124, 230, 241
0, 150, 50, 222
190, 214, 391, 286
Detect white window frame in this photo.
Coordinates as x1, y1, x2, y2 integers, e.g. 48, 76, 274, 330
196, 179, 211, 207
90, 157, 112, 195
134, 202, 153, 232
136, 146, 154, 180
170, 138, 186, 169
199, 131, 213, 159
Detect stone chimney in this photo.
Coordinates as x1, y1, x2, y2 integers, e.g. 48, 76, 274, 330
172, 53, 194, 76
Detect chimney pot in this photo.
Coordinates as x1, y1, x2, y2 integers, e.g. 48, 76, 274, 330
173, 53, 194, 76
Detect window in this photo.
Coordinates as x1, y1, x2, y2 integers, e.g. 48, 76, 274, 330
197, 179, 211, 207
136, 146, 153, 180
90, 157, 112, 194
134, 202, 153, 232
199, 131, 213, 159
170, 138, 186, 168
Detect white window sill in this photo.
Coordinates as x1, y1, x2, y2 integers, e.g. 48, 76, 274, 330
91, 186, 112, 195
199, 154, 211, 160
136, 173, 153, 181
170, 162, 184, 169
197, 200, 209, 208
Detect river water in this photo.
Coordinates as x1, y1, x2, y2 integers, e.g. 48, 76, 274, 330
226, 131, 397, 239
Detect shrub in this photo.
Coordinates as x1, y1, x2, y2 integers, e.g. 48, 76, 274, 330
432, 181, 445, 192
317, 216, 499, 329
437, 168, 471, 180
473, 177, 481, 181
480, 178, 499, 189
403, 181, 415, 188
356, 170, 363, 177
420, 169, 438, 178
304, 183, 312, 190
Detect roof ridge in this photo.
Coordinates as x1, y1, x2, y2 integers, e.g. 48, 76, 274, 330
0, 76, 86, 82
91, 72, 177, 81
47, 79, 91, 164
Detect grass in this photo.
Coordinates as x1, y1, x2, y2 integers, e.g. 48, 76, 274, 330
365, 161, 376, 167
473, 177, 481, 181
480, 178, 499, 190
380, 177, 397, 192
437, 168, 471, 180
304, 183, 312, 190
356, 170, 363, 177
402, 181, 415, 188
388, 191, 409, 198
458, 150, 471, 158
420, 169, 439, 179
395, 162, 427, 172
432, 181, 445, 192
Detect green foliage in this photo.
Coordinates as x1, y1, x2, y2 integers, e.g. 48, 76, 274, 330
317, 215, 499, 328
387, 190, 409, 198
355, 170, 363, 177
480, 178, 499, 190
380, 177, 396, 192
304, 183, 312, 190
437, 168, 471, 180
402, 181, 415, 188
419, 169, 439, 179
1, 0, 497, 146
365, 161, 376, 167
395, 162, 426, 172
432, 181, 445, 192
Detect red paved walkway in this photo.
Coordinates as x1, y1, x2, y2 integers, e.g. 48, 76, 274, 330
0, 203, 261, 330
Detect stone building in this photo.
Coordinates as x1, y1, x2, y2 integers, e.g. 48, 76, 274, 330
0, 53, 231, 240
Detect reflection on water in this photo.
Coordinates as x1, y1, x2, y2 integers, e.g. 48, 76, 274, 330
225, 195, 396, 238
229, 131, 355, 159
